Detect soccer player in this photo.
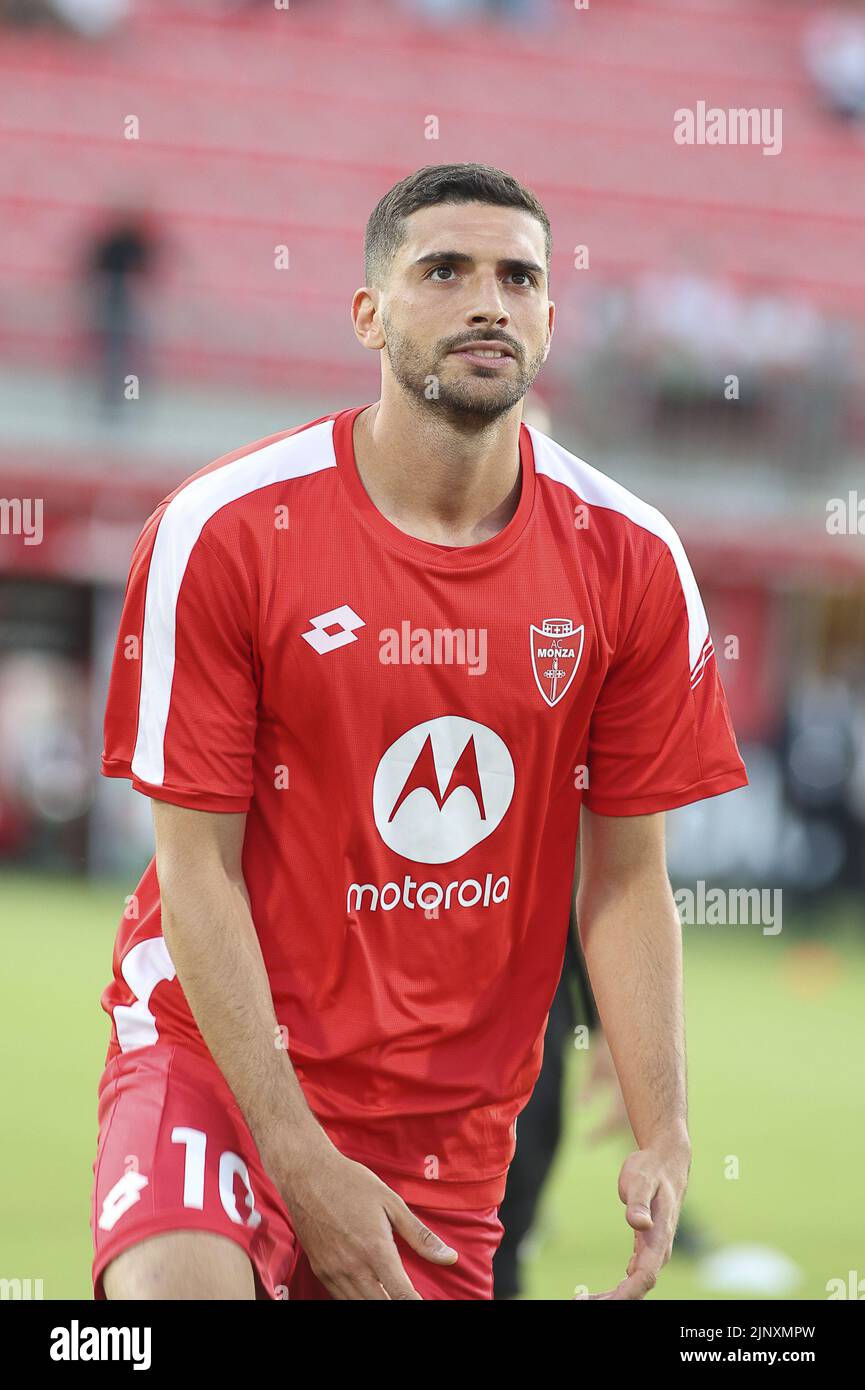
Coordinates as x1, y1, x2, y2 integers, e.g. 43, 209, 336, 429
91, 162, 748, 1301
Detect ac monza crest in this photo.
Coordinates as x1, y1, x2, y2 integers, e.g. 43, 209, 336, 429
530, 618, 585, 708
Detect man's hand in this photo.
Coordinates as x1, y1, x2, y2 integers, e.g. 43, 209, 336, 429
149, 801, 456, 1301
575, 808, 693, 1301
280, 1142, 458, 1300
575, 1138, 691, 1300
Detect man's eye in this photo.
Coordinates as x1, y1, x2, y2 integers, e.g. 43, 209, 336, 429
425, 265, 536, 286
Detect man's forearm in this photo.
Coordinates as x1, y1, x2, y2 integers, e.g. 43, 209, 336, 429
576, 869, 690, 1152
159, 866, 336, 1189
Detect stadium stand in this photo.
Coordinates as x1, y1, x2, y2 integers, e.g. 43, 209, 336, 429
1, 0, 863, 395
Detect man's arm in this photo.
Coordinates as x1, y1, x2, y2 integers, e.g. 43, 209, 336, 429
575, 805, 692, 1299
152, 800, 457, 1300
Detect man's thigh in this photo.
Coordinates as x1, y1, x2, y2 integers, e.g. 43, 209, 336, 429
397, 1204, 504, 1300
102, 1229, 256, 1300
91, 1044, 298, 1300
92, 1044, 503, 1301
287, 1204, 504, 1301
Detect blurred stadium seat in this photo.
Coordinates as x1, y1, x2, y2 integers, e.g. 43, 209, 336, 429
1, 0, 863, 392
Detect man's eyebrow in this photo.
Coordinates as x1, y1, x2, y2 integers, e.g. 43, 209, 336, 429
413, 251, 545, 277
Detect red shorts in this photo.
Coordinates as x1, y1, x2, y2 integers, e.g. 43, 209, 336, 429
90, 1043, 504, 1300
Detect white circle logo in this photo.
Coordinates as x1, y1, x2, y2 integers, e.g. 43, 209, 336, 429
372, 716, 515, 864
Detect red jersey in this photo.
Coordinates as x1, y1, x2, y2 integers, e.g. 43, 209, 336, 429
100, 404, 747, 1209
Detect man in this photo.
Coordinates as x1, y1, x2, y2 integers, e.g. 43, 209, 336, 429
91, 161, 748, 1301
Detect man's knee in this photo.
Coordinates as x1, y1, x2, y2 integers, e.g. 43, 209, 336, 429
101, 1229, 257, 1300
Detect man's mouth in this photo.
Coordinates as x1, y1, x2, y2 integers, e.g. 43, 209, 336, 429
449, 342, 516, 366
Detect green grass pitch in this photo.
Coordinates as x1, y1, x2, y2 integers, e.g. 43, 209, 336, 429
1, 870, 862, 1300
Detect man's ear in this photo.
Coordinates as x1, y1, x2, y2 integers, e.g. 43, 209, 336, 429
351, 286, 386, 352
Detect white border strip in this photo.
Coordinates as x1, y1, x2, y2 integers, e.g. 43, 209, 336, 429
132, 420, 337, 785
528, 426, 712, 673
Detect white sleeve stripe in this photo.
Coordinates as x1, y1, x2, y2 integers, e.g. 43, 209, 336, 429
131, 421, 337, 786
528, 427, 711, 671
690, 639, 715, 689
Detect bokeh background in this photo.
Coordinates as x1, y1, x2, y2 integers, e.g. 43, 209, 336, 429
1, 0, 863, 1300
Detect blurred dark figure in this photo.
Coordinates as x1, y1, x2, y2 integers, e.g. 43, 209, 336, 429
494, 903, 709, 1299
578, 259, 850, 467
81, 207, 160, 421
781, 661, 865, 895
0, 0, 130, 35
404, 0, 550, 25
493, 922, 584, 1300
0, 0, 62, 25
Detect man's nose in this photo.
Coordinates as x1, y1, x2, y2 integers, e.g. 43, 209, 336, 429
464, 279, 509, 326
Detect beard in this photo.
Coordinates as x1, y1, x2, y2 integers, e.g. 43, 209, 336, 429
381, 312, 547, 426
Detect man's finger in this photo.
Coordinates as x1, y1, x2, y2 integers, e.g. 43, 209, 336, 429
313, 1229, 419, 1300
387, 1196, 459, 1266
619, 1224, 667, 1298
368, 1237, 424, 1300
578, 1260, 658, 1299
620, 1171, 657, 1231
311, 1263, 387, 1301
332, 1265, 394, 1300
605, 1266, 658, 1300
350, 1274, 393, 1301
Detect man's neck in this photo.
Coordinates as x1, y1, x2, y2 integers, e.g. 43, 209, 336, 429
352, 395, 523, 548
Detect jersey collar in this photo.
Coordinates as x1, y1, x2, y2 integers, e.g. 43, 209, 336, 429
332, 403, 536, 569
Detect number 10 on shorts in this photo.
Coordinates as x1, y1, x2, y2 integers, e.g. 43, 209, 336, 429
172, 1127, 262, 1228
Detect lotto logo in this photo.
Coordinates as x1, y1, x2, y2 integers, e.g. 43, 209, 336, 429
301, 604, 365, 654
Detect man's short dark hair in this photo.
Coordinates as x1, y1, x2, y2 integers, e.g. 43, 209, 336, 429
364, 162, 552, 289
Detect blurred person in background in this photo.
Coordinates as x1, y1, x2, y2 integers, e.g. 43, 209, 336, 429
494, 903, 712, 1299
0, 0, 57, 26
741, 281, 850, 465
629, 259, 742, 404
493, 916, 597, 1301
80, 200, 162, 421
578, 258, 851, 463
576, 255, 744, 448
782, 657, 865, 895
804, 1, 865, 123
0, 0, 130, 36
405, 0, 550, 26
0, 650, 90, 864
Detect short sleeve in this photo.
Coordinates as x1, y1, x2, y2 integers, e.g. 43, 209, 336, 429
583, 541, 748, 816
101, 505, 258, 812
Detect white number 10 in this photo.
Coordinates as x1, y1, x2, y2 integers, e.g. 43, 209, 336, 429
171, 1127, 262, 1228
